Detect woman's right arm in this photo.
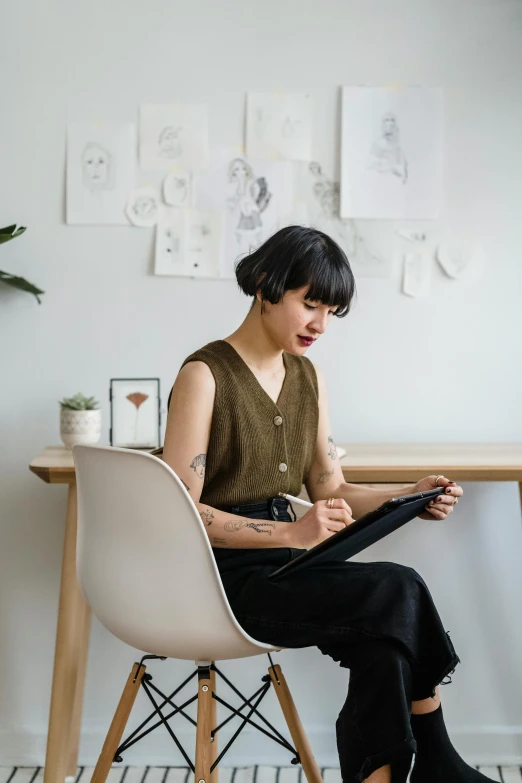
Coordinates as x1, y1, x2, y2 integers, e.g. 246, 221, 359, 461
162, 360, 297, 549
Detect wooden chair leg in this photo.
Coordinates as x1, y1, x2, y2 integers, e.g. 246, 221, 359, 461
91, 663, 146, 783
269, 663, 323, 783
195, 668, 214, 783
209, 666, 219, 783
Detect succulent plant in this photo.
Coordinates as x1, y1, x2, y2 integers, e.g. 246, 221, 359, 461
59, 392, 100, 411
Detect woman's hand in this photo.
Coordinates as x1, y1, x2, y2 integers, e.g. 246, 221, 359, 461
286, 499, 354, 549
411, 475, 464, 521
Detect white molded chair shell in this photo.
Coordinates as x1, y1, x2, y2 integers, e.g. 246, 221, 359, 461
73, 444, 278, 661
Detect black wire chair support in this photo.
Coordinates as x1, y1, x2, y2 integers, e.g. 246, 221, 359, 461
113, 655, 300, 771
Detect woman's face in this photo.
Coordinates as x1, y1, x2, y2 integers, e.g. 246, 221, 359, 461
259, 285, 338, 355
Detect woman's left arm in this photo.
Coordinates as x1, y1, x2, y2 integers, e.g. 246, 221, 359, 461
305, 363, 463, 521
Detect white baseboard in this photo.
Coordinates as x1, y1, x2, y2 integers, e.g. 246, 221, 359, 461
1, 726, 521, 767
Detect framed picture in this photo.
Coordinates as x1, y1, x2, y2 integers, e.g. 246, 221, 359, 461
109, 378, 161, 449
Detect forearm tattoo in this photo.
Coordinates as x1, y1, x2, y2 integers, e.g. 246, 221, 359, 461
199, 508, 214, 527
316, 468, 334, 485
190, 453, 206, 479
327, 436, 337, 460
223, 518, 276, 535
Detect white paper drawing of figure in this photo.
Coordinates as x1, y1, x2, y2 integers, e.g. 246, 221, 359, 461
126, 187, 164, 228
194, 152, 294, 279
81, 143, 113, 190
163, 171, 191, 207
227, 158, 272, 256
67, 122, 136, 225
140, 104, 208, 171
302, 161, 390, 278
366, 112, 408, 184
158, 126, 183, 160
340, 86, 442, 219
246, 92, 312, 160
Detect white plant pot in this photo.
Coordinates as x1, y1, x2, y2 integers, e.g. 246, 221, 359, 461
60, 409, 101, 449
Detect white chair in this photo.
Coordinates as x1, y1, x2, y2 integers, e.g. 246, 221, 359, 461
73, 444, 322, 783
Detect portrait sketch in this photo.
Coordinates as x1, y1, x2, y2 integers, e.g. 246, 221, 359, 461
340, 86, 443, 219
140, 104, 208, 171
66, 122, 136, 225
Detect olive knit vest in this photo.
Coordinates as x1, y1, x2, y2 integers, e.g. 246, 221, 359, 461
175, 340, 319, 509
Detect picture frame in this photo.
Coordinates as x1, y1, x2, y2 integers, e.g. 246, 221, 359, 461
109, 377, 161, 449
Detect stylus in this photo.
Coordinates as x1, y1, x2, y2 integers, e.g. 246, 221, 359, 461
278, 492, 313, 508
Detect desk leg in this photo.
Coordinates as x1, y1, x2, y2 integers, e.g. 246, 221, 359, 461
66, 595, 92, 778
44, 483, 91, 783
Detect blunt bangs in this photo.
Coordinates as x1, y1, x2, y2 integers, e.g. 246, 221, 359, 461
235, 225, 357, 317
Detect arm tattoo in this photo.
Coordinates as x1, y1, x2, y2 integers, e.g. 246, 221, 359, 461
327, 436, 337, 460
316, 468, 334, 485
223, 518, 276, 535
199, 508, 214, 527
212, 537, 227, 546
190, 453, 206, 479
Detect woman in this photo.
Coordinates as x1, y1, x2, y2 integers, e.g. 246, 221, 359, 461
162, 225, 493, 783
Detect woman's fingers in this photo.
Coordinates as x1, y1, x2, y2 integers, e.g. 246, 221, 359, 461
326, 520, 347, 533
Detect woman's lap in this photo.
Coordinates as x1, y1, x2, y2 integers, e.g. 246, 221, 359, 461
215, 547, 459, 691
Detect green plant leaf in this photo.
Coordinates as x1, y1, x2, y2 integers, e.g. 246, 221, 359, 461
0, 225, 26, 245
0, 270, 45, 304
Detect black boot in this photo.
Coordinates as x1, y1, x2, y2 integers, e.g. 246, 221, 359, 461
410, 705, 497, 782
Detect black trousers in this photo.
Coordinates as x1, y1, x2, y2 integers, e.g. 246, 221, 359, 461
213, 496, 460, 783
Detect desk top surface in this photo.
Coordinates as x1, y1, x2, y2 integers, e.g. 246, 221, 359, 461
29, 443, 522, 484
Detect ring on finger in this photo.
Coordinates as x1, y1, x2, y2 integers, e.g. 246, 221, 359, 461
327, 497, 335, 508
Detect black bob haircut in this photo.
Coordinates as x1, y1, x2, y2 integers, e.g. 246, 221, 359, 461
235, 225, 357, 318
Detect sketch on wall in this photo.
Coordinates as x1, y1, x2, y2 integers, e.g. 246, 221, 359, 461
66, 123, 136, 225
154, 209, 222, 278
154, 209, 186, 276
139, 104, 209, 171
194, 152, 294, 278
125, 187, 164, 227
436, 241, 484, 279
163, 171, 192, 207
292, 161, 391, 278
246, 92, 312, 161
340, 86, 443, 219
402, 251, 431, 296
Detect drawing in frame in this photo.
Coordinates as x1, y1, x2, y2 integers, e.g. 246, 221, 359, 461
109, 377, 161, 449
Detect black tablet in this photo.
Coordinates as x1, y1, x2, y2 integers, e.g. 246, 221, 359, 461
268, 487, 446, 581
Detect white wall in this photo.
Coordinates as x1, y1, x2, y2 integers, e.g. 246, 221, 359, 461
1, 0, 522, 768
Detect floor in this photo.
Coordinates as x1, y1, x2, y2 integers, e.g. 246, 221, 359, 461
1, 766, 522, 783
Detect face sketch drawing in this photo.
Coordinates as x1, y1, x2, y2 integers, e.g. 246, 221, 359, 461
165, 175, 189, 207
131, 195, 158, 220
81, 143, 112, 190
158, 126, 183, 159
366, 112, 408, 184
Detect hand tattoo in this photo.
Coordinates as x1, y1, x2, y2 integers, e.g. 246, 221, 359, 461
223, 518, 276, 535
199, 508, 214, 527
327, 436, 337, 460
316, 468, 334, 485
190, 453, 206, 479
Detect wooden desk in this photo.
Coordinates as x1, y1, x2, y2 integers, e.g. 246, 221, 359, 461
30, 442, 522, 783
